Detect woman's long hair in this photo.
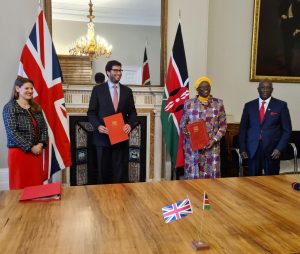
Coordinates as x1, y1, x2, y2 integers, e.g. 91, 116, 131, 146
12, 77, 42, 113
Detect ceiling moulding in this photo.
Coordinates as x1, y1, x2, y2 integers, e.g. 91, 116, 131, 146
52, 4, 160, 26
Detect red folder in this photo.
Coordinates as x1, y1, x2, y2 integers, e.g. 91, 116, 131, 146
186, 121, 209, 151
103, 113, 129, 145
19, 182, 61, 202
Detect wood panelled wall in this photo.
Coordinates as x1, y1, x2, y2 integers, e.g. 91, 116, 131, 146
225, 123, 240, 160
58, 55, 92, 85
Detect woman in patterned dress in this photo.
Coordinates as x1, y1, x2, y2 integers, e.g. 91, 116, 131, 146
2, 77, 48, 189
180, 77, 227, 179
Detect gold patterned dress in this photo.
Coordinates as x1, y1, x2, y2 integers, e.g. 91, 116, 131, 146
180, 96, 227, 179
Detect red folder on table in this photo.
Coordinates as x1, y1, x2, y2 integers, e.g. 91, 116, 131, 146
103, 113, 129, 145
186, 121, 209, 151
19, 182, 61, 202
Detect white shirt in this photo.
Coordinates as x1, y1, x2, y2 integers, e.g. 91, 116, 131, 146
259, 97, 271, 113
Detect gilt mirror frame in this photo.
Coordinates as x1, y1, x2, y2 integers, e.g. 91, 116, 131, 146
43, 0, 168, 86
250, 0, 300, 83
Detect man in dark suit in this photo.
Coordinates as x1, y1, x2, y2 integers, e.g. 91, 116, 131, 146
88, 60, 137, 184
94, 72, 105, 85
239, 79, 292, 176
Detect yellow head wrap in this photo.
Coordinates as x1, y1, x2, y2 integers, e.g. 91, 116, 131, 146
194, 77, 212, 103
194, 76, 212, 90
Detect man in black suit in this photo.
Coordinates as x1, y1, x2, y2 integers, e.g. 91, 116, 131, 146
94, 72, 105, 85
239, 80, 292, 176
88, 60, 137, 184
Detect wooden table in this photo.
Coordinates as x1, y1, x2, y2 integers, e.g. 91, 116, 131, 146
1, 175, 300, 254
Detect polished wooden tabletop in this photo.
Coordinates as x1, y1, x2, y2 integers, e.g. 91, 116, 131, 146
1, 175, 300, 254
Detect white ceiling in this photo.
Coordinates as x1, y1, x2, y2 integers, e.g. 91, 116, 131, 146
52, 0, 161, 26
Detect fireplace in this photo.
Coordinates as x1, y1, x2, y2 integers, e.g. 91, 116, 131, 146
69, 115, 147, 186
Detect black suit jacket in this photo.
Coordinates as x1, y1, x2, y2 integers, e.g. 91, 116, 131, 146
239, 97, 292, 159
87, 82, 137, 147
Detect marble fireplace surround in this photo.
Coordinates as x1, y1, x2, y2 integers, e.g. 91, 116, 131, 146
63, 85, 166, 183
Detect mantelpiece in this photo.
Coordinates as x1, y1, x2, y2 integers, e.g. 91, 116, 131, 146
63, 84, 166, 183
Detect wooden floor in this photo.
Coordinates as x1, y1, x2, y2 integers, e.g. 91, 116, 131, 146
1, 175, 300, 254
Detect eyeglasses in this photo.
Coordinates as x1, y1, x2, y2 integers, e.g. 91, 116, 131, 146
111, 69, 123, 73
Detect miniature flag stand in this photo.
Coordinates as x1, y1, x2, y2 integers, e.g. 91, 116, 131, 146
192, 191, 211, 250
161, 192, 211, 250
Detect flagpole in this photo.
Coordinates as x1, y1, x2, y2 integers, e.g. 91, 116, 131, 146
179, 9, 181, 23
192, 191, 209, 250
199, 208, 205, 242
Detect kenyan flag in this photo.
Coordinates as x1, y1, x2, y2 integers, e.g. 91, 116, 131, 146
160, 22, 189, 168
203, 192, 211, 211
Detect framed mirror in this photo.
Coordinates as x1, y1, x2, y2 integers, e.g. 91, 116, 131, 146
43, 0, 167, 86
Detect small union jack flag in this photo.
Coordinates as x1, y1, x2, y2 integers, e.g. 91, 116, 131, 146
162, 198, 193, 224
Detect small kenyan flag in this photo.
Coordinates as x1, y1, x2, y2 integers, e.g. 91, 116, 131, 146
203, 191, 211, 211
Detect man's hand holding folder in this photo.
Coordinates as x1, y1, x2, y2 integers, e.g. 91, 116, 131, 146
103, 113, 129, 145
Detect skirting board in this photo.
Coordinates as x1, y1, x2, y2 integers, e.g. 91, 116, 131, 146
0, 168, 9, 190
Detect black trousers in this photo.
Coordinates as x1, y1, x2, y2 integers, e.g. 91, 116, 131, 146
95, 144, 129, 184
248, 141, 280, 176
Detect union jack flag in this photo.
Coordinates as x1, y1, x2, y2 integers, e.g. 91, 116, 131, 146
162, 198, 193, 224
18, 8, 71, 180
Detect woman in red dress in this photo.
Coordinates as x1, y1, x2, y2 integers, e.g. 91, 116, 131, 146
2, 77, 48, 190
